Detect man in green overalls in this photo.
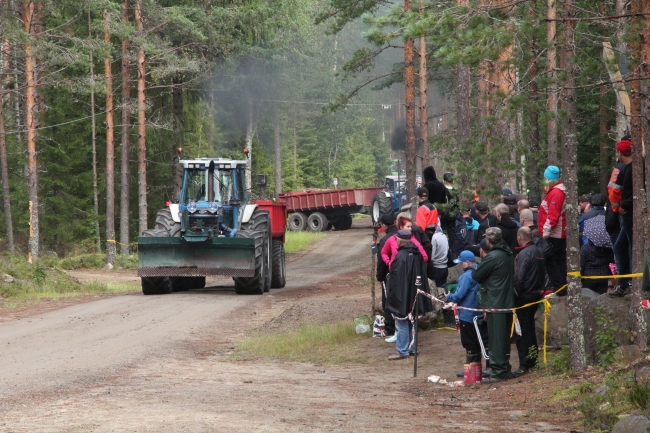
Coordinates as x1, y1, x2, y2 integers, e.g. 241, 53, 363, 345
472, 227, 515, 382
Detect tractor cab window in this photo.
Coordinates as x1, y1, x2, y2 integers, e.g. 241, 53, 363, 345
216, 170, 233, 203
184, 169, 234, 204
186, 169, 207, 202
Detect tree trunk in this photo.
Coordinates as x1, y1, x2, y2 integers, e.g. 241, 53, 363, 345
528, 1, 541, 203
404, 0, 416, 202
172, 78, 183, 199
560, 0, 586, 371
629, 0, 647, 351
88, 12, 100, 254
418, 8, 429, 169
104, 11, 116, 265
456, 0, 471, 195
293, 104, 297, 189
599, 86, 609, 196
273, 100, 281, 197
135, 0, 147, 234
119, 0, 130, 255
245, 98, 254, 191
616, 0, 630, 137
547, 0, 558, 166
0, 39, 14, 252
24, 0, 39, 263
642, 0, 650, 311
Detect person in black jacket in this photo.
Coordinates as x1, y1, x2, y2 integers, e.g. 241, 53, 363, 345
611, 139, 634, 297
422, 166, 450, 207
495, 203, 519, 254
475, 201, 498, 241
376, 214, 398, 337
385, 230, 434, 360
513, 227, 546, 376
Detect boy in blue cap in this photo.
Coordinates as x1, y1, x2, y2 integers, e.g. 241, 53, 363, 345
446, 250, 490, 378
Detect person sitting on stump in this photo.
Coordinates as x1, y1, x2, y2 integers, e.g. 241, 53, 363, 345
446, 250, 490, 379
472, 227, 515, 382
385, 230, 434, 360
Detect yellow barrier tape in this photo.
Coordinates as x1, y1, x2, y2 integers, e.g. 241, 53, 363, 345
567, 271, 643, 279
106, 239, 137, 247
507, 283, 569, 368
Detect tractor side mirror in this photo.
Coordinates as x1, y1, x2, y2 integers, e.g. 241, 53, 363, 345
256, 174, 267, 199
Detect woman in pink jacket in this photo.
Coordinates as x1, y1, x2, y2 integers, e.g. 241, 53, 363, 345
381, 214, 428, 269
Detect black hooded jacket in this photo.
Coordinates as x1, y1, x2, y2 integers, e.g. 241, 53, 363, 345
385, 242, 434, 318
376, 224, 398, 282
423, 166, 451, 206
498, 215, 519, 253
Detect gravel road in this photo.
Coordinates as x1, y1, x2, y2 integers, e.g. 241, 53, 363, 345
0, 221, 372, 403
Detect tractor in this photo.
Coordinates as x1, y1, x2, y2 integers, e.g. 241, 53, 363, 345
137, 156, 286, 295
371, 175, 408, 224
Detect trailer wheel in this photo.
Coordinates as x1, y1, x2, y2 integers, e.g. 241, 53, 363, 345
333, 214, 353, 230
234, 209, 270, 295
271, 240, 286, 288
307, 212, 327, 232
371, 193, 393, 224
288, 212, 306, 231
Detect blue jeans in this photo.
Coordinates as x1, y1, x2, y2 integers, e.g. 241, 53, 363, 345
395, 319, 413, 356
614, 216, 633, 289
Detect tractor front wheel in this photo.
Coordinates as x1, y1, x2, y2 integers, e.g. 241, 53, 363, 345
271, 240, 286, 289
141, 276, 172, 295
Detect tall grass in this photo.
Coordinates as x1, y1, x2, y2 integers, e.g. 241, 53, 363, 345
235, 321, 367, 364
284, 231, 326, 254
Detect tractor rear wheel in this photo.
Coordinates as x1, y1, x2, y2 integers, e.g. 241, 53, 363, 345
271, 240, 286, 288
307, 212, 327, 232
234, 209, 270, 295
288, 212, 306, 231
333, 214, 353, 230
371, 193, 392, 224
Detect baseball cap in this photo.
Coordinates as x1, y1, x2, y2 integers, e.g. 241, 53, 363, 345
479, 238, 490, 252
453, 250, 476, 264
616, 139, 632, 153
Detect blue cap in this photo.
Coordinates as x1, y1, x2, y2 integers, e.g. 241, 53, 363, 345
453, 250, 476, 264
544, 165, 560, 181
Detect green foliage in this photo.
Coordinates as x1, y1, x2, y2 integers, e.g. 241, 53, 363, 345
594, 306, 621, 366
548, 346, 570, 374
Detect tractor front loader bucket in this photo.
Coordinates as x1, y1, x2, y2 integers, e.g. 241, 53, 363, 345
137, 236, 256, 278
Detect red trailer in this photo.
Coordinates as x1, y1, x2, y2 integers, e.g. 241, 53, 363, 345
278, 187, 383, 232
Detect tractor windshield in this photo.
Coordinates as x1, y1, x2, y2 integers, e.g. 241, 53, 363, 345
184, 169, 234, 204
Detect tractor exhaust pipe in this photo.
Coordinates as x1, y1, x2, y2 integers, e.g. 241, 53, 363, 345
208, 160, 215, 202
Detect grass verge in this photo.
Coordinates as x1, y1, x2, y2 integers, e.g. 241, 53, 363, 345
52, 253, 138, 270
0, 253, 136, 302
284, 231, 326, 254
233, 321, 368, 364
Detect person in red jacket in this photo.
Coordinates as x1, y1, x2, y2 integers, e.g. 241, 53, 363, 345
538, 165, 567, 295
